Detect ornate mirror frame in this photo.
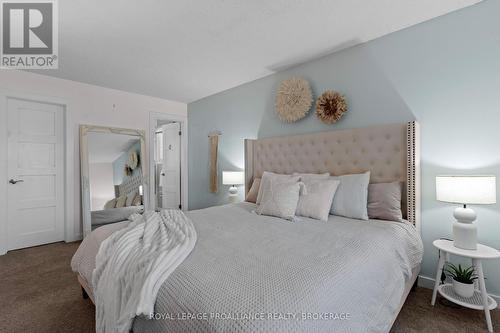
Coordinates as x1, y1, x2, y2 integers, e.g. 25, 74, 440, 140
79, 125, 148, 237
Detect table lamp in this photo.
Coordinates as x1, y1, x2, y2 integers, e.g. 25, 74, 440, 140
436, 175, 496, 250
222, 171, 244, 202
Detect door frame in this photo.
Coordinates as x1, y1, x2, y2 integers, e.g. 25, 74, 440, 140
149, 111, 188, 212
0, 91, 69, 255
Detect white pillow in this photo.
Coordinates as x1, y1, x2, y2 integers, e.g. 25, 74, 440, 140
256, 171, 300, 205
256, 179, 303, 221
126, 191, 138, 207
330, 171, 371, 220
296, 179, 340, 221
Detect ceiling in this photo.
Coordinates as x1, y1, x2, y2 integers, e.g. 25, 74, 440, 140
88, 132, 139, 164
34, 0, 482, 103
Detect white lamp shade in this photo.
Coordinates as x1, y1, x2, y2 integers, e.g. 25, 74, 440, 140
222, 171, 244, 185
436, 175, 496, 205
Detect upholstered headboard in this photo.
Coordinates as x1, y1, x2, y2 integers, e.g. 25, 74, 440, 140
117, 169, 143, 197
244, 122, 420, 228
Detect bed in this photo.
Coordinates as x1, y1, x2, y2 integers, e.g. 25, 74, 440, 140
72, 121, 423, 332
91, 206, 144, 228
90, 172, 144, 228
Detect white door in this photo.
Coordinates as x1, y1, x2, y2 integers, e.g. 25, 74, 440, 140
7, 98, 64, 250
160, 122, 181, 209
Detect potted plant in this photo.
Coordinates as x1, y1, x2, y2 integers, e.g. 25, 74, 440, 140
445, 263, 478, 298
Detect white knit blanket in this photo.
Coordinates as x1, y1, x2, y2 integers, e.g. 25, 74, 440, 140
92, 209, 197, 333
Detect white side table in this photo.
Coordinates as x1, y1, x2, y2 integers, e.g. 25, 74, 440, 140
431, 239, 500, 332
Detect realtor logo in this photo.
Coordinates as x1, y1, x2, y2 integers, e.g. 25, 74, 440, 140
1, 0, 58, 69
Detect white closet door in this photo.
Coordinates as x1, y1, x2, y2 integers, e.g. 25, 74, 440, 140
161, 122, 181, 209
7, 98, 64, 250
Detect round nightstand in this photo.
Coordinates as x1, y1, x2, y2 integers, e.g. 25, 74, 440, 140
431, 239, 500, 332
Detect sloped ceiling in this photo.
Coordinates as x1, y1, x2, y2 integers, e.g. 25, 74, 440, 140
33, 0, 482, 103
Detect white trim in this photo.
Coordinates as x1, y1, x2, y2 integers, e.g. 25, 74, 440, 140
418, 274, 500, 304
0, 94, 7, 255
0, 90, 70, 254
148, 111, 188, 211
79, 124, 147, 238
418, 274, 437, 289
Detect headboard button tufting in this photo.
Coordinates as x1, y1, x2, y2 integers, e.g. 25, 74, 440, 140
244, 122, 420, 228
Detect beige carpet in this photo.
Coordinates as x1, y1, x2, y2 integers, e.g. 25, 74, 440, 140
0, 242, 498, 333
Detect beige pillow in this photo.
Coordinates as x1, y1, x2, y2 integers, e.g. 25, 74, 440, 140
368, 182, 403, 222
256, 179, 303, 221
103, 198, 116, 210
296, 179, 340, 221
245, 178, 260, 203
115, 195, 127, 208
132, 194, 142, 206
126, 191, 137, 207
256, 172, 300, 205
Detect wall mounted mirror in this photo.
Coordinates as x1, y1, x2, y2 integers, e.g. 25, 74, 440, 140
80, 125, 147, 237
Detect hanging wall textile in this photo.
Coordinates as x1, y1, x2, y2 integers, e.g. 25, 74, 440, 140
315, 90, 347, 124
275, 77, 313, 123
209, 134, 219, 193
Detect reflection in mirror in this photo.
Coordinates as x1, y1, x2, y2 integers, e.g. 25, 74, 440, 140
154, 121, 181, 210
80, 125, 147, 237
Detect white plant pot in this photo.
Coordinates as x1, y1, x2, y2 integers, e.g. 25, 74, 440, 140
452, 279, 474, 298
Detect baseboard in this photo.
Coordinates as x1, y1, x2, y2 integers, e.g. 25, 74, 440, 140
418, 274, 500, 303
417, 275, 435, 290
65, 232, 83, 243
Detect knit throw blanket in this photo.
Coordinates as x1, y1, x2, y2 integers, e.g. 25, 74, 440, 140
92, 209, 197, 333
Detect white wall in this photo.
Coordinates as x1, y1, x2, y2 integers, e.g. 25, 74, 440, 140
0, 70, 187, 253
89, 163, 115, 211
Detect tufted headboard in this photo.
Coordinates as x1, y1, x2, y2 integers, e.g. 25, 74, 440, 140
244, 122, 420, 228
117, 169, 143, 197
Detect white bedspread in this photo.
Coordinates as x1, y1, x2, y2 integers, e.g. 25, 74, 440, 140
91, 209, 196, 333
72, 203, 422, 333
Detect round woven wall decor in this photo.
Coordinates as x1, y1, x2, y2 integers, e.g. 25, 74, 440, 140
315, 90, 347, 124
275, 77, 313, 123
128, 150, 139, 170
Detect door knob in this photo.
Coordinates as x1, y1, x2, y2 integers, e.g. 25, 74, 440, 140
9, 179, 24, 184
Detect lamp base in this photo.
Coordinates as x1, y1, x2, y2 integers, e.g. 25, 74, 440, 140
228, 186, 239, 204
452, 207, 477, 250
228, 186, 238, 196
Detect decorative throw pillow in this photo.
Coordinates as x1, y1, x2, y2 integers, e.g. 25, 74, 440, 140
132, 194, 142, 206
245, 178, 260, 203
256, 179, 303, 221
126, 191, 138, 207
368, 182, 403, 222
103, 198, 116, 210
256, 172, 300, 205
296, 179, 340, 221
115, 195, 127, 208
330, 171, 371, 220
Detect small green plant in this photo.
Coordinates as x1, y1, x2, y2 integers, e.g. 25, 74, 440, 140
445, 263, 478, 284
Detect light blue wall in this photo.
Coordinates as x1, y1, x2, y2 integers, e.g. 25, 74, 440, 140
188, 0, 500, 294
112, 141, 141, 185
